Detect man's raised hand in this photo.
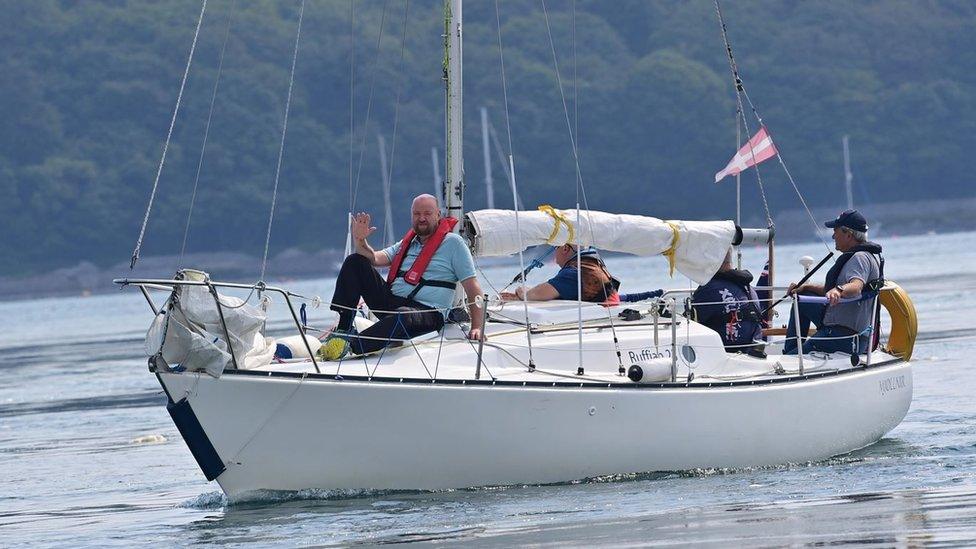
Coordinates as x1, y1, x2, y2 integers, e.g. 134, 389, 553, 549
352, 212, 376, 242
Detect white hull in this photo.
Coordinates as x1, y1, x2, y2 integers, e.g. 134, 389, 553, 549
159, 358, 912, 498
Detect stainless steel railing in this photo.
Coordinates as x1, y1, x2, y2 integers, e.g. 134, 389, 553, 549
115, 277, 322, 374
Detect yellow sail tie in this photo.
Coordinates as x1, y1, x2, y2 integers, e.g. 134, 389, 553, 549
662, 221, 680, 276
537, 204, 575, 245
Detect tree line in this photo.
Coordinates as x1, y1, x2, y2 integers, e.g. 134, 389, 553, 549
1, 0, 973, 276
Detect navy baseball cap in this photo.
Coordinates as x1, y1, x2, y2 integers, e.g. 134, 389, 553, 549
824, 209, 868, 232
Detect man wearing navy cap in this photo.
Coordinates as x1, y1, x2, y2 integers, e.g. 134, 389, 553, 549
783, 209, 884, 355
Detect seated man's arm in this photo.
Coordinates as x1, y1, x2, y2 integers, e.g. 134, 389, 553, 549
370, 246, 393, 267
460, 276, 484, 340
525, 282, 560, 300
789, 282, 825, 296
827, 277, 865, 305
500, 282, 560, 301
451, 237, 483, 340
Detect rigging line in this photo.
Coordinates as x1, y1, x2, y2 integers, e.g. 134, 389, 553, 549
351, 0, 392, 212
773, 149, 834, 252
541, 1, 619, 359
493, 0, 535, 369
487, 119, 522, 208
381, 0, 412, 231
348, 0, 355, 212
565, 0, 622, 364
130, 0, 208, 270
259, 0, 306, 282
572, 0, 578, 206
539, 0, 594, 244
713, 0, 772, 228
508, 155, 537, 369
433, 322, 447, 379
743, 88, 829, 251
475, 261, 501, 295
230, 372, 308, 462
179, 0, 237, 268
713, 0, 830, 251
492, 0, 516, 169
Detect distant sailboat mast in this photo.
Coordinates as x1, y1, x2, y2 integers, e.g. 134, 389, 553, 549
377, 133, 395, 247
481, 106, 495, 209
431, 147, 444, 211
843, 135, 854, 211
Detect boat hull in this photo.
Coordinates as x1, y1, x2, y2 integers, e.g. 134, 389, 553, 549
158, 360, 912, 498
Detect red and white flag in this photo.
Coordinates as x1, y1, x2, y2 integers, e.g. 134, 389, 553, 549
714, 126, 778, 183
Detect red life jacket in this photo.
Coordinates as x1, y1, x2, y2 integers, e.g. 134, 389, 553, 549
386, 217, 459, 297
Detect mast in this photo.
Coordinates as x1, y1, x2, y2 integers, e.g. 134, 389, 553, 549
481, 106, 494, 209
842, 135, 854, 210
444, 0, 464, 230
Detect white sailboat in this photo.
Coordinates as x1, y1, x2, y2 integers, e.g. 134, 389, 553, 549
118, 1, 918, 499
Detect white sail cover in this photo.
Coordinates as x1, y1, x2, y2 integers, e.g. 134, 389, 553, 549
145, 281, 274, 377
466, 209, 736, 284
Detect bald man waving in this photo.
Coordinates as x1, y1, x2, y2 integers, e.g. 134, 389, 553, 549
325, 194, 485, 359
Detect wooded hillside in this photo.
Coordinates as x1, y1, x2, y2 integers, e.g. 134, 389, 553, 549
2, 1, 973, 276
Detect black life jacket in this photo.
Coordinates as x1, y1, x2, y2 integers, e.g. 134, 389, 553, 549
824, 241, 885, 292
712, 269, 765, 325
693, 269, 765, 354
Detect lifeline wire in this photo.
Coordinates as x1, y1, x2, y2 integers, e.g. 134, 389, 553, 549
259, 0, 306, 282
179, 0, 237, 268
130, 0, 208, 269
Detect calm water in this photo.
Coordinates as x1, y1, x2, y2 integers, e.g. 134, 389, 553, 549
2, 231, 976, 547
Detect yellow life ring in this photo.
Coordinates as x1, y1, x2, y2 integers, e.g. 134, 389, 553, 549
878, 282, 918, 361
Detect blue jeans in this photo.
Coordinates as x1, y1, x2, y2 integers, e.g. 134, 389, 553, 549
783, 301, 861, 355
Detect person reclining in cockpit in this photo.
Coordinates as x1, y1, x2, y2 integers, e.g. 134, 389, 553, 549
692, 249, 766, 357
500, 244, 620, 304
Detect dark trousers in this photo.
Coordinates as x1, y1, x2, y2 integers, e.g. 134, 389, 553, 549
783, 300, 860, 355
330, 254, 445, 354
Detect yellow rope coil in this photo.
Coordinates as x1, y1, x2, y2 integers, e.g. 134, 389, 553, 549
538, 204, 575, 245
662, 221, 680, 276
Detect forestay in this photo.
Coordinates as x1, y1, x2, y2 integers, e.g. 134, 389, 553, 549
465, 208, 736, 284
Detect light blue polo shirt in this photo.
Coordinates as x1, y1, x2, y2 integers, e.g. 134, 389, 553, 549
381, 232, 476, 314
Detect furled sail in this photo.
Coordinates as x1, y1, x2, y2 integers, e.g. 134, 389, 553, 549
465, 208, 736, 284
